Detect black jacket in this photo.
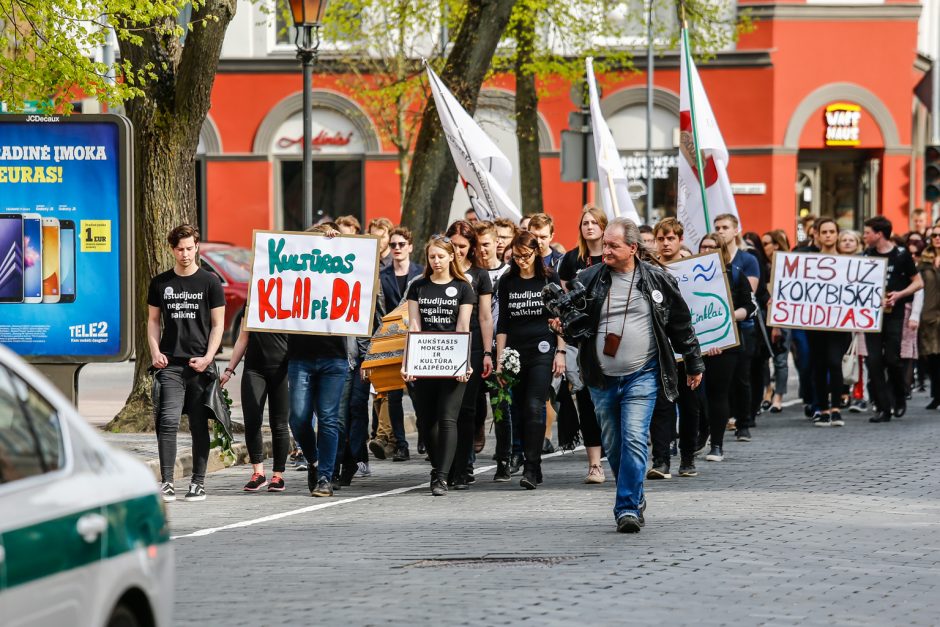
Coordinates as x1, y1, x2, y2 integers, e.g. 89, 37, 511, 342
380, 262, 424, 313
563, 260, 704, 402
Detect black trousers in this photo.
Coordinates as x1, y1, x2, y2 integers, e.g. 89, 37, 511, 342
732, 325, 757, 428
452, 350, 485, 478
155, 362, 211, 484
511, 351, 554, 475
865, 315, 905, 412
242, 365, 291, 473
703, 351, 739, 449
807, 330, 851, 411
413, 378, 466, 477
650, 363, 700, 465
927, 354, 940, 402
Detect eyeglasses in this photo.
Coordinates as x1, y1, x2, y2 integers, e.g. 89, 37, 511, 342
512, 250, 536, 261
389, 241, 408, 249
700, 244, 717, 250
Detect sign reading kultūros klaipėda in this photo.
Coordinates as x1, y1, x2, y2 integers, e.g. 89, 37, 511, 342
243, 230, 380, 337
0, 115, 133, 362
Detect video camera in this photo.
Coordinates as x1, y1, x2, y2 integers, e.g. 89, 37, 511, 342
543, 278, 593, 341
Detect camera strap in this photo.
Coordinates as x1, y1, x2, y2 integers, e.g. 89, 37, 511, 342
605, 266, 637, 339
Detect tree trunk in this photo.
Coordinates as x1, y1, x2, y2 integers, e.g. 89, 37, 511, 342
400, 0, 517, 248
513, 3, 543, 217
107, 0, 236, 432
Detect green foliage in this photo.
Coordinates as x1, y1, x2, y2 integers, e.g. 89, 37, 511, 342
0, 0, 209, 113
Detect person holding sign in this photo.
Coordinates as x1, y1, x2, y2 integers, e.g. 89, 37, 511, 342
863, 217, 923, 423
402, 236, 477, 497
496, 231, 567, 489
445, 220, 493, 490
698, 234, 756, 463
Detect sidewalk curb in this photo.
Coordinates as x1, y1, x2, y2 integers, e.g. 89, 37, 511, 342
145, 435, 275, 482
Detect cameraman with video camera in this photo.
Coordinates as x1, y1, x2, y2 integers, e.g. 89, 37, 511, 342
548, 218, 703, 534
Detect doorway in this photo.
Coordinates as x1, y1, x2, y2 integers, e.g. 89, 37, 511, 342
796, 150, 880, 235
279, 158, 364, 231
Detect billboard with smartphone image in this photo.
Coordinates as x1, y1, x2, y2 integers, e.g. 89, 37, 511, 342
0, 115, 133, 361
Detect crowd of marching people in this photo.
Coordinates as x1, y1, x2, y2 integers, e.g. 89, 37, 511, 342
150, 204, 933, 532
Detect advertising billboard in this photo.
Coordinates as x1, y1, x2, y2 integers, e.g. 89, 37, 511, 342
0, 114, 133, 362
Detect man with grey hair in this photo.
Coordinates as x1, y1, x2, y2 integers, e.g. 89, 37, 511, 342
552, 217, 704, 533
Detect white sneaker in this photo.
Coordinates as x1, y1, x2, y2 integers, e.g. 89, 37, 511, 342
355, 462, 372, 478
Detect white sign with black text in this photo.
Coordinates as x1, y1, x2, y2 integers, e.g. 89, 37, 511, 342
404, 332, 472, 378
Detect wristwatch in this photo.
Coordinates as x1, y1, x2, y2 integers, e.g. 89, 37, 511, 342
224, 367, 236, 375
556, 349, 567, 355
483, 351, 493, 357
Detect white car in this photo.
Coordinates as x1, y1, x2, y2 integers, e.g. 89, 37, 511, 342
0, 344, 173, 627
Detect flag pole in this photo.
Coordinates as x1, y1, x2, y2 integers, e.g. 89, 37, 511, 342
423, 60, 499, 222
681, 19, 711, 229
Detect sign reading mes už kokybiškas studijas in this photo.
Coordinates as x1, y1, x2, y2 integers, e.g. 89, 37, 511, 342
665, 252, 739, 355
244, 231, 380, 337
404, 332, 472, 378
768, 251, 886, 332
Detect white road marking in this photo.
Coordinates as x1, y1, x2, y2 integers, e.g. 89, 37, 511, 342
172, 446, 585, 539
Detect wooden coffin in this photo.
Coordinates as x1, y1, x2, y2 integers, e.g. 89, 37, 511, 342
361, 302, 409, 394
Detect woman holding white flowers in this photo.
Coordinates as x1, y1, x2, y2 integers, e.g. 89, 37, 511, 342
496, 231, 567, 489
403, 236, 476, 497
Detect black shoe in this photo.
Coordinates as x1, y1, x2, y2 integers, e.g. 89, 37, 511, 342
509, 453, 524, 475
678, 459, 698, 477
331, 475, 342, 491
646, 462, 671, 480
184, 483, 206, 502
160, 482, 176, 502
616, 513, 642, 533
761, 399, 771, 411
735, 427, 752, 442
417, 440, 427, 455
311, 477, 333, 497
813, 413, 832, 427
494, 461, 511, 482
430, 474, 447, 496
452, 474, 469, 490
542, 438, 555, 454
243, 472, 267, 492
869, 411, 892, 423
830, 411, 844, 427
769, 404, 782, 414
894, 401, 907, 418
392, 445, 410, 462
369, 439, 388, 460
803, 404, 814, 418
694, 434, 709, 455
705, 446, 723, 462
927, 399, 940, 410
307, 467, 318, 493
520, 470, 538, 490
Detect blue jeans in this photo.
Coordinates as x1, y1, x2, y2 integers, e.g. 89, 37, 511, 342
288, 358, 349, 482
589, 358, 660, 520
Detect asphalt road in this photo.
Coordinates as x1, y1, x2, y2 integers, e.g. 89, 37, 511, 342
166, 394, 940, 626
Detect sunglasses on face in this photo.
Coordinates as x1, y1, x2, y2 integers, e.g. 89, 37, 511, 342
389, 241, 408, 249
431, 234, 451, 244
931, 233, 940, 239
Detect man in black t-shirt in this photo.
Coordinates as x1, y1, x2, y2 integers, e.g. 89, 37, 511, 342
863, 216, 923, 422
147, 224, 225, 503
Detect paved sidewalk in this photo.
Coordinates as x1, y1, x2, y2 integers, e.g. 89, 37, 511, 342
167, 394, 940, 626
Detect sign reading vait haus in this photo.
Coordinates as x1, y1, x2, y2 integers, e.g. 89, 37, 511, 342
825, 103, 861, 147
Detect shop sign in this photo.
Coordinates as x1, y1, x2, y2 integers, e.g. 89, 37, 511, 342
825, 103, 861, 147
270, 109, 366, 155
620, 152, 678, 180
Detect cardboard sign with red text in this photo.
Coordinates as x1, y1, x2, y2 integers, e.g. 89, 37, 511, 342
767, 251, 886, 333
244, 230, 380, 337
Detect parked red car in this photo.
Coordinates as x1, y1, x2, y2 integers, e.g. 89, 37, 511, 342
198, 242, 250, 346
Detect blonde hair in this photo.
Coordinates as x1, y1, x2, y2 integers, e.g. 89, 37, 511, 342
577, 204, 608, 263
423, 236, 469, 283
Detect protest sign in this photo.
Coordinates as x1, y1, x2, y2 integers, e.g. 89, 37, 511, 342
0, 115, 133, 362
665, 252, 740, 355
244, 230, 380, 337
403, 332, 471, 378
768, 251, 886, 332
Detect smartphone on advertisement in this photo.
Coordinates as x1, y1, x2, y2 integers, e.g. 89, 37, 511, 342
59, 219, 76, 303
0, 213, 24, 303
42, 217, 60, 303
22, 213, 43, 303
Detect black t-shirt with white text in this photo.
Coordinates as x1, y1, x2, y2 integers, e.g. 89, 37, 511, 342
147, 268, 225, 360
465, 266, 493, 352
406, 277, 477, 332
865, 245, 917, 316
497, 273, 560, 355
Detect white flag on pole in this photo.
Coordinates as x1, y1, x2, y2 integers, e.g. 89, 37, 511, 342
586, 57, 641, 224
426, 65, 521, 223
677, 33, 740, 251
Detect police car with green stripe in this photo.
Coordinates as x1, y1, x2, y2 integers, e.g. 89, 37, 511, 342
0, 345, 173, 627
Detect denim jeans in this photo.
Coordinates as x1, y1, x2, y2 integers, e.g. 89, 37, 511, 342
288, 358, 349, 483
589, 358, 660, 520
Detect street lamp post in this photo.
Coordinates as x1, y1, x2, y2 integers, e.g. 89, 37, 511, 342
289, 0, 329, 229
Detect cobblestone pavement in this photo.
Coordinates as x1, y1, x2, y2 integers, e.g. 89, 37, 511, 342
168, 396, 940, 626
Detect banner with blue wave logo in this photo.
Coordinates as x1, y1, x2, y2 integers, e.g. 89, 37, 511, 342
665, 251, 739, 357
